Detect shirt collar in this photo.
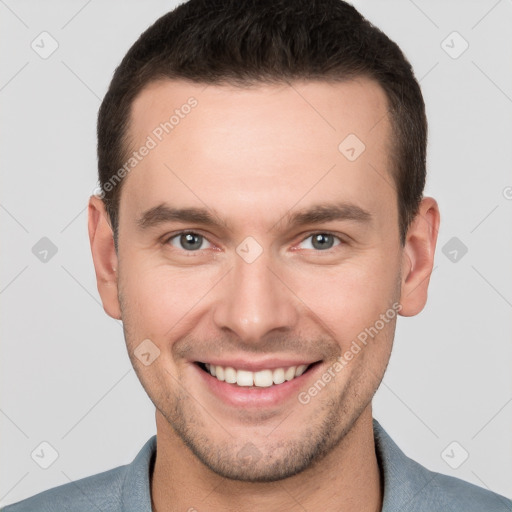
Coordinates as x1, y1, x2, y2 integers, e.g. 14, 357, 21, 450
373, 418, 436, 511
121, 435, 156, 512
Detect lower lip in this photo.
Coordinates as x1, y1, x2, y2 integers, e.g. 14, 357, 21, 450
193, 363, 321, 408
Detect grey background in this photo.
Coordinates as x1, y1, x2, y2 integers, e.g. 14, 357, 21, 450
1, 0, 511, 506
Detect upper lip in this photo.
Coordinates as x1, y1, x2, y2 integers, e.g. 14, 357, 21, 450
196, 358, 320, 372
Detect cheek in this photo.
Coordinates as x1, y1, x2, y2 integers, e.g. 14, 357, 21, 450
119, 261, 216, 339
286, 253, 400, 346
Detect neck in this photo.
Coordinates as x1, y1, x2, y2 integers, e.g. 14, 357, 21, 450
150, 405, 382, 512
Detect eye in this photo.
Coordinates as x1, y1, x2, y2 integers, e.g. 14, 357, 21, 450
166, 231, 213, 251
297, 233, 342, 251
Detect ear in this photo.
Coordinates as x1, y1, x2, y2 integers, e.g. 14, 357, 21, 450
399, 197, 440, 317
88, 195, 121, 320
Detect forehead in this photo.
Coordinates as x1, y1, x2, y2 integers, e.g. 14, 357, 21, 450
121, 77, 395, 229
128, 77, 390, 151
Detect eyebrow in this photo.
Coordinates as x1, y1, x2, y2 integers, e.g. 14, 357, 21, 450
137, 205, 230, 231
136, 201, 372, 232
274, 202, 372, 231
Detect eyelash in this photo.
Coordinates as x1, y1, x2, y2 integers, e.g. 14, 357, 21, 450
163, 230, 345, 254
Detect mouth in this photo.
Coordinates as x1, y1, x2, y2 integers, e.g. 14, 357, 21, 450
195, 361, 320, 388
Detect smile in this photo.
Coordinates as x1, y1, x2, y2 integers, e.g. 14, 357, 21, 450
200, 363, 310, 387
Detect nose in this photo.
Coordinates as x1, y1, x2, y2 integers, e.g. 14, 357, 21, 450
212, 249, 299, 345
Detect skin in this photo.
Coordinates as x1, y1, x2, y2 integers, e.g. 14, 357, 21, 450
88, 77, 440, 512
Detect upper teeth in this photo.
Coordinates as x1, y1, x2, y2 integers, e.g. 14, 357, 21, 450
204, 363, 309, 387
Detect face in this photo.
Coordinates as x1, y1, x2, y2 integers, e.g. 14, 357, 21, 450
93, 78, 424, 482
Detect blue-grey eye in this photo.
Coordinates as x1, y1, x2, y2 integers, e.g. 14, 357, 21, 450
299, 233, 341, 251
168, 232, 212, 251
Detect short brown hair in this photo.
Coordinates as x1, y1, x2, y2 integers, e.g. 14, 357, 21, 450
97, 0, 427, 247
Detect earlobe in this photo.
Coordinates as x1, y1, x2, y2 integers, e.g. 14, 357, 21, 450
399, 197, 440, 317
88, 195, 121, 320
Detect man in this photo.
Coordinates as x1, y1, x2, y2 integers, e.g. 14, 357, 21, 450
3, 0, 510, 511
